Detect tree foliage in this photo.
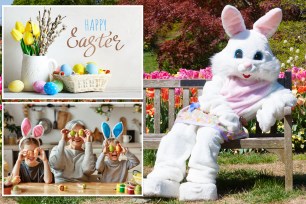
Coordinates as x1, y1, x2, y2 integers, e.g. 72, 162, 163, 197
13, 0, 96, 5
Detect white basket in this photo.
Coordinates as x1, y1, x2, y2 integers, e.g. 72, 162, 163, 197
53, 74, 111, 93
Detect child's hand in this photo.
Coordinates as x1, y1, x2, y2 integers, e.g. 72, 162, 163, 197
11, 176, 21, 185
83, 129, 92, 142
103, 141, 109, 154
38, 148, 48, 162
61, 129, 70, 142
17, 150, 27, 162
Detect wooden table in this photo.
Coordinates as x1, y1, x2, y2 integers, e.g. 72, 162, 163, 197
4, 182, 132, 196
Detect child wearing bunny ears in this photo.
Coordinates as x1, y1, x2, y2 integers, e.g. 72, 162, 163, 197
96, 122, 140, 183
11, 118, 53, 184
49, 120, 96, 183
144, 5, 296, 201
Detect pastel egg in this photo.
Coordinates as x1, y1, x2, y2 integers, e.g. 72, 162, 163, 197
86, 63, 98, 74
8, 80, 24, 92
60, 64, 72, 76
44, 82, 59, 95
98, 69, 105, 74
53, 80, 63, 92
33, 80, 46, 93
73, 64, 85, 75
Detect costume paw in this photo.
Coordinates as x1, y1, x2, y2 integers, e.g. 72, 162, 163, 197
256, 109, 276, 132
143, 178, 180, 198
179, 182, 218, 201
218, 113, 240, 132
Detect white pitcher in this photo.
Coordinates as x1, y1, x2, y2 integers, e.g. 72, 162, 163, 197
21, 54, 57, 91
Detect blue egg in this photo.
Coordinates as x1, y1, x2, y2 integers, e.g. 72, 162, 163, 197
60, 64, 72, 76
86, 63, 98, 74
44, 82, 59, 95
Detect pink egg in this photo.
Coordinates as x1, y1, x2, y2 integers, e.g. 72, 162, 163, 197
33, 80, 46, 93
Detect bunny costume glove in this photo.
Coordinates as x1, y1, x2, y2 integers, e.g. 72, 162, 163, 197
144, 5, 296, 201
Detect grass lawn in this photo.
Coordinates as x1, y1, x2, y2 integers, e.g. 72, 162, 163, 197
144, 51, 158, 73
1, 152, 305, 204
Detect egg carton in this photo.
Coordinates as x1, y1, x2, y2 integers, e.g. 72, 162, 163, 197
52, 73, 112, 93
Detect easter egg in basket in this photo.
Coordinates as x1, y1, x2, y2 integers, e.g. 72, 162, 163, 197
86, 63, 98, 74
53, 80, 63, 92
60, 64, 72, 76
73, 64, 85, 75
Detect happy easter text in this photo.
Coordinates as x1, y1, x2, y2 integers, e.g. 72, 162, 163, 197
66, 19, 125, 57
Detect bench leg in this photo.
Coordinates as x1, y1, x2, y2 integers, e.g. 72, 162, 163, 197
284, 114, 293, 191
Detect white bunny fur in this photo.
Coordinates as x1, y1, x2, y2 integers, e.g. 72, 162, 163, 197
144, 5, 296, 201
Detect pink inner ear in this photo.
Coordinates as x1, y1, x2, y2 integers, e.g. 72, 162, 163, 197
33, 125, 44, 138
221, 5, 246, 37
253, 8, 282, 38
21, 118, 31, 137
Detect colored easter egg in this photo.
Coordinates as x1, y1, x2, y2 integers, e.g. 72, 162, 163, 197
8, 80, 24, 93
86, 63, 98, 74
73, 64, 85, 75
44, 82, 58, 95
98, 69, 105, 74
53, 80, 64, 92
60, 64, 72, 76
33, 80, 46, 93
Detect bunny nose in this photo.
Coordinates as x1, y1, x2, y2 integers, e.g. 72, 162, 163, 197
244, 62, 252, 69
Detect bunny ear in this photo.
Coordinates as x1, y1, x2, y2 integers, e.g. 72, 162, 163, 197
221, 5, 246, 37
101, 122, 111, 139
112, 122, 123, 139
32, 125, 44, 138
253, 8, 282, 38
21, 118, 31, 137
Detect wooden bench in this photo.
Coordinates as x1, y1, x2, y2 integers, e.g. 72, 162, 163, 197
143, 71, 293, 191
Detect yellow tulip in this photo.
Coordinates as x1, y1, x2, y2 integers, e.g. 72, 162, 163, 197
15, 21, 25, 33
25, 21, 32, 32
32, 24, 40, 38
11, 28, 23, 41
23, 32, 34, 45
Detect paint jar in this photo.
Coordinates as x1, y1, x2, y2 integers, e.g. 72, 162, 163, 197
119, 184, 125, 193
127, 184, 135, 195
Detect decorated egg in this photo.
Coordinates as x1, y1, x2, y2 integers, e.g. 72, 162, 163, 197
86, 63, 98, 74
73, 64, 85, 75
33, 80, 46, 93
8, 80, 24, 93
53, 80, 64, 92
60, 64, 72, 76
98, 69, 105, 74
44, 82, 59, 95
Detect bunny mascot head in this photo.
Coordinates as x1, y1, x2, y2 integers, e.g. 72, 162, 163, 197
144, 5, 296, 201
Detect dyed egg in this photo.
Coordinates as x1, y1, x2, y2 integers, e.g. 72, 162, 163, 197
33, 80, 46, 93
8, 80, 24, 92
73, 64, 85, 75
53, 80, 63, 92
98, 69, 105, 74
44, 82, 58, 95
86, 63, 98, 74
60, 64, 72, 76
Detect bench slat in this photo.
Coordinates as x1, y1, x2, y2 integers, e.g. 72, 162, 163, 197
183, 89, 189, 107
168, 89, 175, 128
154, 89, 161, 133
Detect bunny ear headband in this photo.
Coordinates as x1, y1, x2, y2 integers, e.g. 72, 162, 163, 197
19, 118, 44, 149
101, 122, 123, 141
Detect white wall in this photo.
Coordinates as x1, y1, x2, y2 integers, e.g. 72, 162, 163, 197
3, 6, 143, 89
4, 103, 142, 144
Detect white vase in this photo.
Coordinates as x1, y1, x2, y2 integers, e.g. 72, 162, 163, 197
21, 54, 57, 91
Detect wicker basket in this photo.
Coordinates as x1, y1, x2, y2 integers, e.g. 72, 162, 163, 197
53, 73, 111, 93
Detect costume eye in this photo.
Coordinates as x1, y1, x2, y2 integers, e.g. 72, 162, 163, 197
234, 49, 243, 58
254, 51, 263, 60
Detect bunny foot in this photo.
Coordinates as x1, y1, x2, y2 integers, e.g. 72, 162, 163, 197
143, 178, 180, 198
179, 182, 218, 201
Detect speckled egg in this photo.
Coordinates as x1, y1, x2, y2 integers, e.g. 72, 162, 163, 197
60, 64, 72, 76
53, 80, 64, 92
8, 80, 24, 93
86, 63, 98, 74
44, 82, 59, 95
73, 64, 85, 75
33, 80, 46, 93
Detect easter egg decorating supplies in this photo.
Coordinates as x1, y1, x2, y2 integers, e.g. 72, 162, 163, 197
134, 185, 142, 195
44, 82, 59, 95
33, 80, 46, 93
58, 184, 68, 191
8, 80, 24, 92
132, 170, 142, 185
